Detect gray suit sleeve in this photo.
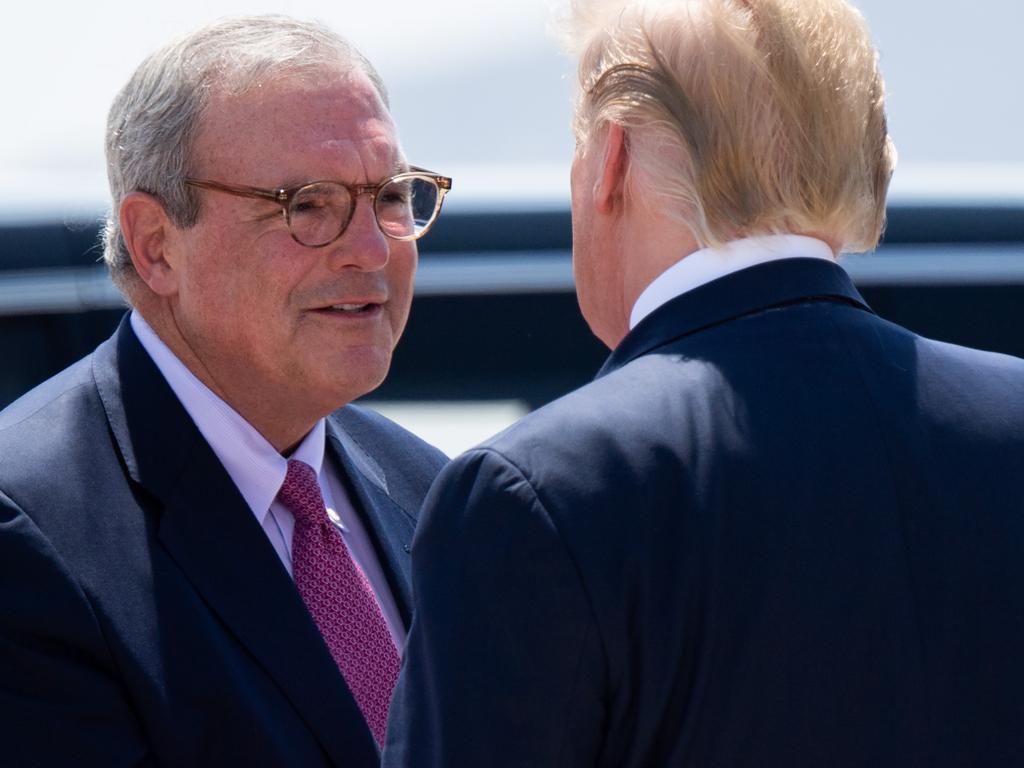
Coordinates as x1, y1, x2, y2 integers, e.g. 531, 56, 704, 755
384, 448, 607, 767
0, 489, 152, 767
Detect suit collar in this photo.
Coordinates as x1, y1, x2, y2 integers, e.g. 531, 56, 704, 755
129, 309, 330, 530
92, 316, 382, 763
629, 236, 835, 329
599, 257, 872, 378
92, 314, 197, 493
326, 418, 416, 627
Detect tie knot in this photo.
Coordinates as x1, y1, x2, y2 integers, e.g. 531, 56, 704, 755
278, 460, 326, 526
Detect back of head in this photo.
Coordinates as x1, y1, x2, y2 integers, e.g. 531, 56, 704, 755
563, 0, 896, 253
102, 15, 388, 295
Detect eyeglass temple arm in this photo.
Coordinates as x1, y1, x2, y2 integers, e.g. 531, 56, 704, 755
405, 166, 452, 191
185, 179, 288, 203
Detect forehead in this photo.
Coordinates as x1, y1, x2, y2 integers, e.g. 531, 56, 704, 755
193, 69, 401, 183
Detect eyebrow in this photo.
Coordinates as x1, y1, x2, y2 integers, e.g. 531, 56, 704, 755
274, 161, 411, 191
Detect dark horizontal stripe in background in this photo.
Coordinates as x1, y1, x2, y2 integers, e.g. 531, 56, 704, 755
1, 204, 1022, 412
2, 204, 1023, 270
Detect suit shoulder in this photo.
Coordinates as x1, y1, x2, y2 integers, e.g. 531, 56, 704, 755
839, 311, 1024, 421
333, 403, 447, 467
922, 333, 1024, 374
0, 354, 97, 439
834, 301, 1024, 372
329, 404, 448, 514
0, 352, 116, 536
485, 353, 720, 460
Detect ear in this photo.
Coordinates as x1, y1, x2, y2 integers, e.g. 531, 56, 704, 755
594, 122, 629, 215
119, 191, 181, 297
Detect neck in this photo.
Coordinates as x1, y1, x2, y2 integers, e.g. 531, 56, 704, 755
599, 210, 700, 349
133, 297, 318, 454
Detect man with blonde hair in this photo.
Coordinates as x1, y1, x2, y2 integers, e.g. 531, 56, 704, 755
384, 1, 1024, 765
0, 15, 451, 767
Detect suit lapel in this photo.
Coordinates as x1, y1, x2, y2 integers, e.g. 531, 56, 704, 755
325, 418, 416, 627
598, 257, 873, 377
92, 317, 379, 765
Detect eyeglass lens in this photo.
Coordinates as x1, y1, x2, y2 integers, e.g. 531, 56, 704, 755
288, 177, 440, 246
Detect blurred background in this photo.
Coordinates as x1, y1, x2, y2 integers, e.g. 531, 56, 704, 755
1, 0, 1022, 455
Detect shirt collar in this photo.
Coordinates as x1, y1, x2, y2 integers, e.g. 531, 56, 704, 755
129, 311, 326, 524
629, 234, 835, 330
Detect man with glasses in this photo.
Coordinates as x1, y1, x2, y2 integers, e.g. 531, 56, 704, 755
0, 15, 449, 767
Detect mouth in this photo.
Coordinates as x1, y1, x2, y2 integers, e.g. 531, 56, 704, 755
310, 301, 384, 318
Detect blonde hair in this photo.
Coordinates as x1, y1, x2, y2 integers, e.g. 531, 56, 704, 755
563, 0, 896, 252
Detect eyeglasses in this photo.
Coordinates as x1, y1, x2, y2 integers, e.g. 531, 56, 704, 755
184, 167, 452, 247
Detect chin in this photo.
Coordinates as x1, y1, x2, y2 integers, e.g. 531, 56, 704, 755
318, 350, 393, 407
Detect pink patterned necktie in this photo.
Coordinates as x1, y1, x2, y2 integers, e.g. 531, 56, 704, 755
277, 459, 400, 747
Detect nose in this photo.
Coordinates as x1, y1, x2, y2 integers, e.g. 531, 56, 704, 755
325, 194, 390, 272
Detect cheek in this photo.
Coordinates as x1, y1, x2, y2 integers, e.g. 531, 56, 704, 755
191, 255, 296, 342
177, 229, 242, 303
388, 247, 417, 325
570, 217, 594, 288
177, 262, 229, 327
393, 245, 417, 286
231, 235, 308, 308
572, 233, 612, 326
572, 249, 594, 313
190, 266, 253, 327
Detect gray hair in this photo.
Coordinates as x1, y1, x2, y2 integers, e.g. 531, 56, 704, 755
102, 15, 389, 294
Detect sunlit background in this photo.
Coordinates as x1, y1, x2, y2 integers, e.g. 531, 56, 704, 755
2, 0, 1022, 453
4, 0, 1023, 215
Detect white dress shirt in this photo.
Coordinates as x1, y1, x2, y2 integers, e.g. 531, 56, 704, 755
130, 311, 406, 651
629, 234, 836, 330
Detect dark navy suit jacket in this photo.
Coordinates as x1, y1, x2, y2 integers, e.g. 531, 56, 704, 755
0, 317, 447, 767
385, 258, 1024, 767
